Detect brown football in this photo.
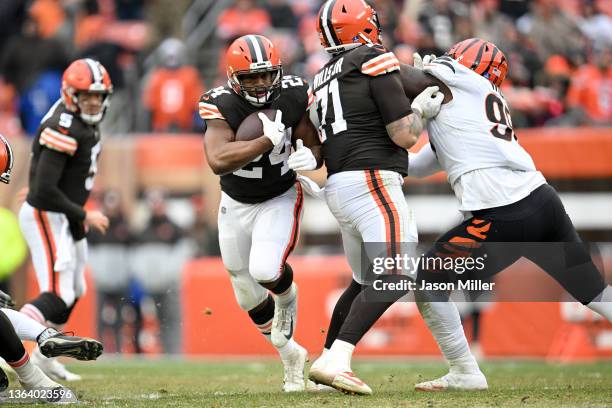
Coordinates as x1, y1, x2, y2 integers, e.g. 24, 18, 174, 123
234, 109, 279, 142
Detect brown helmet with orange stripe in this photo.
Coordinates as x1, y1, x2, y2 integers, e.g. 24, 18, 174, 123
226, 35, 283, 107
316, 0, 382, 54
0, 134, 14, 184
447, 38, 508, 87
61, 58, 113, 125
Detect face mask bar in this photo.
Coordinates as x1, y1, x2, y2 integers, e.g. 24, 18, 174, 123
231, 67, 283, 106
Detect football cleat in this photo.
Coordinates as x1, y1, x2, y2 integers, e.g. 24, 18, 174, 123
309, 359, 372, 396
271, 284, 297, 348
39, 333, 103, 361
31, 349, 82, 382
306, 379, 339, 392
18, 364, 71, 403
282, 343, 308, 392
414, 371, 488, 391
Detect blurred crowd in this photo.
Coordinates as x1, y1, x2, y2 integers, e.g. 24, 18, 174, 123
0, 0, 610, 138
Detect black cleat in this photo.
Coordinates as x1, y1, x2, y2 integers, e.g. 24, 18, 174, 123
39, 334, 103, 361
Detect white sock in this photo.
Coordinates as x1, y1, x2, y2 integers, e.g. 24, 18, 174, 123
276, 283, 297, 306
416, 301, 481, 375
1, 308, 48, 342
328, 340, 354, 371
277, 338, 298, 361
8, 352, 36, 381
587, 285, 612, 321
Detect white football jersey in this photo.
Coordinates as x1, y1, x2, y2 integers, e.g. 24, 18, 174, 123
423, 57, 546, 211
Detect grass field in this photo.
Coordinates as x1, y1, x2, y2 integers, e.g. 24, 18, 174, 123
4, 358, 611, 407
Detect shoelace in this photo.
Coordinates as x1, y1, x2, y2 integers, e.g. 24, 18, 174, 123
53, 331, 76, 338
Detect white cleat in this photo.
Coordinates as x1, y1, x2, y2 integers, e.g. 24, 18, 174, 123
271, 284, 298, 348
31, 348, 82, 382
306, 380, 339, 392
415, 371, 488, 391
309, 360, 372, 396
282, 343, 307, 392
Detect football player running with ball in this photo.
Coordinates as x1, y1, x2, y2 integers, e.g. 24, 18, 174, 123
18, 59, 111, 382
306, 0, 484, 395
200, 34, 322, 392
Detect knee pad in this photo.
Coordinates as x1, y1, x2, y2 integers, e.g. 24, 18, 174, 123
229, 273, 268, 311
257, 263, 294, 294
28, 292, 71, 325
249, 257, 282, 285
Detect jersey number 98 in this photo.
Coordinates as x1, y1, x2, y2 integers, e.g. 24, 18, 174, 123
485, 93, 516, 141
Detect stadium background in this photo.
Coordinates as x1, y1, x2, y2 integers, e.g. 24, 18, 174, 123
0, 0, 610, 361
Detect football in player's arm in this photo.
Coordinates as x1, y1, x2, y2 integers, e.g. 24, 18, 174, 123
204, 98, 322, 175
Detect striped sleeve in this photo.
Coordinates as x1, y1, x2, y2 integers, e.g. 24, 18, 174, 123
198, 101, 225, 120
423, 56, 459, 87
39, 127, 78, 156
360, 52, 400, 76
306, 86, 314, 110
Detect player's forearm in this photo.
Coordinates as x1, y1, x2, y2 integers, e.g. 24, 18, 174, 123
32, 149, 85, 220
209, 137, 272, 175
386, 113, 425, 149
35, 183, 86, 220
409, 143, 442, 178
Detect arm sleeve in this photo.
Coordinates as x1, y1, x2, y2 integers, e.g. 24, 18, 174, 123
408, 143, 442, 178
31, 149, 86, 220
198, 93, 226, 120
370, 72, 413, 125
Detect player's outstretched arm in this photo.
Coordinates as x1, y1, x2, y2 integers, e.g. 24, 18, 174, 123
399, 63, 452, 103
291, 110, 323, 169
408, 143, 442, 178
204, 119, 275, 175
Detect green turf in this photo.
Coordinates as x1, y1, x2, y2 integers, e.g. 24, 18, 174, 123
4, 359, 611, 407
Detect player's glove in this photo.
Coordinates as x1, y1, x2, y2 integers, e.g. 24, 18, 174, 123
412, 53, 437, 70
288, 139, 317, 171
0, 290, 16, 309
258, 110, 285, 147
411, 86, 444, 119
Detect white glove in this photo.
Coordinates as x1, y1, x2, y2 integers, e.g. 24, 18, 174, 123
411, 86, 444, 119
258, 110, 285, 146
288, 139, 317, 171
412, 53, 437, 70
